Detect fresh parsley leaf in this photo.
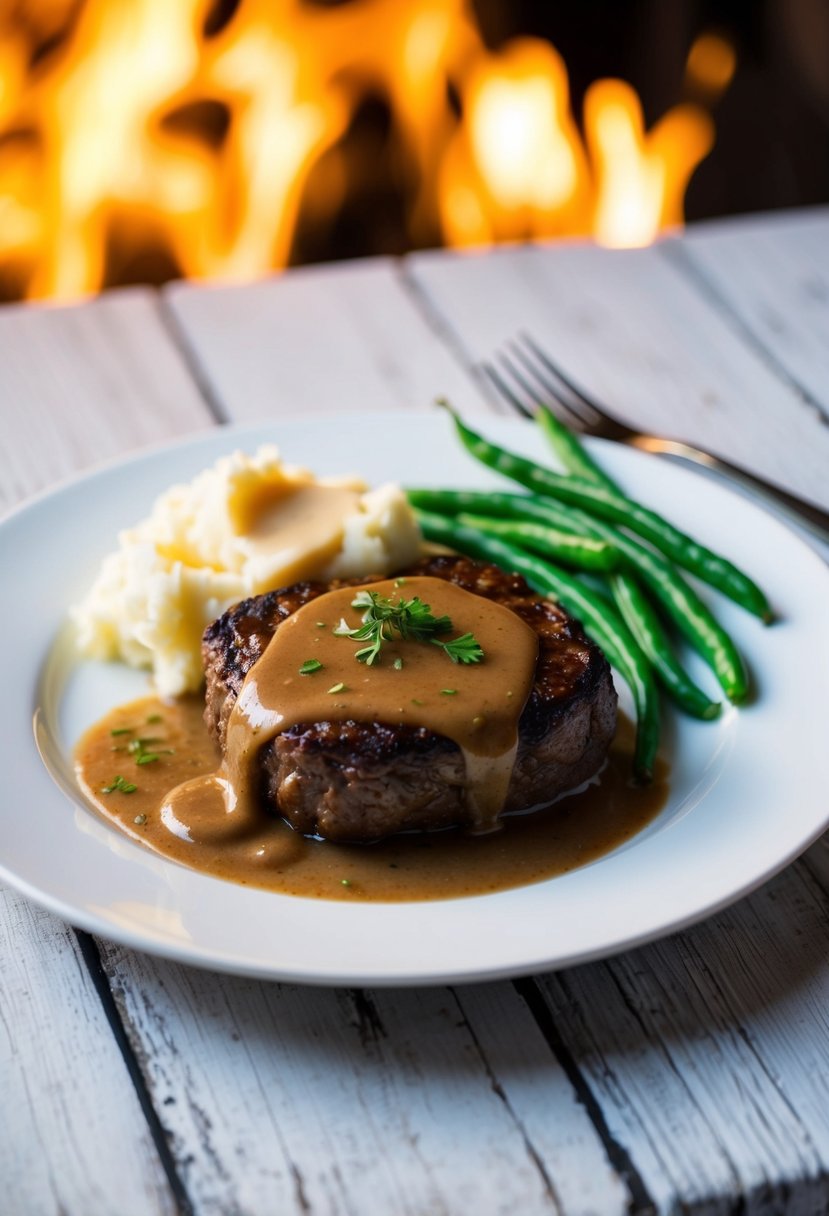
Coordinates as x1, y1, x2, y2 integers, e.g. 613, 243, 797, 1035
435, 632, 485, 665
337, 590, 482, 667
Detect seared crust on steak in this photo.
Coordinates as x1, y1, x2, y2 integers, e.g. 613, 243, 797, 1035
202, 555, 617, 841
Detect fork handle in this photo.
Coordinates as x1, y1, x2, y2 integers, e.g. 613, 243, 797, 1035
630, 437, 829, 545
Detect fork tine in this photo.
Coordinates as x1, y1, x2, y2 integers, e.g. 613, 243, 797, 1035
504, 342, 593, 432
518, 332, 604, 427
480, 361, 535, 420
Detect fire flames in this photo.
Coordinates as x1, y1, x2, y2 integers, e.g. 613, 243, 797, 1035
0, 2, 733, 301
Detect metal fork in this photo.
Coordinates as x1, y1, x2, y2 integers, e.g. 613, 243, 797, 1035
482, 333, 829, 544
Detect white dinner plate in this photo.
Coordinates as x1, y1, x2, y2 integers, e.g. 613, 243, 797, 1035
3, 413, 828, 985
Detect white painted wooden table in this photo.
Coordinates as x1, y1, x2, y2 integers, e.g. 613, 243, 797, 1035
3, 208, 829, 1216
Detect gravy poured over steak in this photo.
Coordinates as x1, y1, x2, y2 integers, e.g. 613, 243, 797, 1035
202, 555, 618, 842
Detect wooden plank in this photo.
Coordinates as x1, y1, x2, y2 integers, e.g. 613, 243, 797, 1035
673, 208, 829, 419
404, 239, 829, 507
97, 945, 629, 1216
536, 858, 829, 1215
0, 288, 214, 1213
0, 288, 212, 513
164, 258, 487, 421
0, 890, 176, 1216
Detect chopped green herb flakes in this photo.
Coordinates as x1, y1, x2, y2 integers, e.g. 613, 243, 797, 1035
102, 775, 137, 795
126, 737, 173, 766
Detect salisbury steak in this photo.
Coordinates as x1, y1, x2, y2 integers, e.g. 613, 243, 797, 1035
202, 554, 617, 842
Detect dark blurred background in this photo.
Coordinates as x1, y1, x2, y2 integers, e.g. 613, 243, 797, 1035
491, 0, 829, 221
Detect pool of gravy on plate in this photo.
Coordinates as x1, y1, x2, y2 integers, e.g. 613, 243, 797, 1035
75, 694, 668, 902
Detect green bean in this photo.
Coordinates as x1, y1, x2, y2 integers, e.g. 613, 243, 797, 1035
608, 573, 721, 719
415, 508, 660, 781
447, 495, 748, 703
443, 514, 618, 571
408, 487, 599, 534
535, 414, 730, 713
527, 423, 730, 714
458, 512, 722, 712
441, 404, 773, 622
536, 404, 614, 489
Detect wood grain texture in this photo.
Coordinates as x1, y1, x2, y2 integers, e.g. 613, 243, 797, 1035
98, 945, 629, 1216
0, 288, 212, 513
164, 258, 487, 421
0, 891, 176, 1216
0, 289, 214, 1215
405, 239, 829, 507
674, 208, 829, 420
536, 857, 829, 1215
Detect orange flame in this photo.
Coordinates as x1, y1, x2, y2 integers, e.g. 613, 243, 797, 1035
585, 81, 714, 248
0, 3, 728, 300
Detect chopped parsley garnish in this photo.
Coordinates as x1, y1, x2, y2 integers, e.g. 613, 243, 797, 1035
299, 659, 324, 675
440, 688, 457, 696
328, 682, 346, 694
102, 775, 137, 795
127, 737, 173, 766
110, 727, 132, 737
146, 714, 163, 724
336, 590, 484, 668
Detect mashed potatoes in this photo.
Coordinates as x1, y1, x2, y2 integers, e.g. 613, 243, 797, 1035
73, 446, 422, 696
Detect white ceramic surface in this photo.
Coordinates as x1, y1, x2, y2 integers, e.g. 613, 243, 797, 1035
3, 413, 828, 985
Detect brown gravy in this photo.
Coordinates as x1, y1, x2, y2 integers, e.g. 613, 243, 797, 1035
236, 480, 361, 587
74, 695, 669, 902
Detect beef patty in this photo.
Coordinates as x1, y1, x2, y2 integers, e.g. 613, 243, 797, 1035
202, 554, 618, 842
